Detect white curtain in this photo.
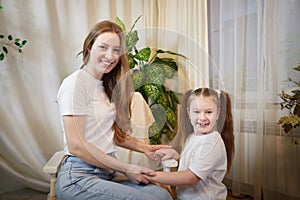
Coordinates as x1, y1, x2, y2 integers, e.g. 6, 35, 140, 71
0, 0, 207, 193
144, 0, 209, 91
208, 0, 300, 199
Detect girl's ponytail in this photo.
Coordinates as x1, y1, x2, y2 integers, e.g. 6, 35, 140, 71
218, 91, 235, 171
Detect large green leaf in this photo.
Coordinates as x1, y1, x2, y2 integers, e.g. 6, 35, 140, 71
153, 57, 178, 78
128, 53, 137, 68
156, 92, 170, 109
149, 122, 161, 144
142, 84, 162, 101
131, 69, 146, 89
165, 107, 176, 129
134, 47, 151, 61
150, 104, 166, 129
156, 49, 187, 59
144, 63, 166, 85
126, 30, 138, 52
115, 17, 126, 33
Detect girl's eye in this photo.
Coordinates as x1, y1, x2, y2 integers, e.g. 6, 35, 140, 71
206, 111, 213, 114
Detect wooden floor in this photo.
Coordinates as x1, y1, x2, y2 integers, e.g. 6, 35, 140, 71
0, 188, 254, 200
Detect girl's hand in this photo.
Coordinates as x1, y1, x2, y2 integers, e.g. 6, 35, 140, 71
125, 164, 155, 184
144, 144, 171, 161
154, 148, 180, 161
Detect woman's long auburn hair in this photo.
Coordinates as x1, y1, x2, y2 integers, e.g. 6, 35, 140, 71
82, 20, 134, 143
170, 88, 235, 171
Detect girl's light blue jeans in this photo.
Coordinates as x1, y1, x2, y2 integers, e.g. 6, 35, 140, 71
55, 155, 172, 200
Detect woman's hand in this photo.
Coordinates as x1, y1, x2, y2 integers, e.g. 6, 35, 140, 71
125, 164, 155, 184
153, 148, 180, 161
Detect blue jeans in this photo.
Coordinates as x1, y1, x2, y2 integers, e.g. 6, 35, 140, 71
55, 155, 172, 200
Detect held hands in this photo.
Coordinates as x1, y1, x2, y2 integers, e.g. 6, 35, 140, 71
125, 164, 155, 184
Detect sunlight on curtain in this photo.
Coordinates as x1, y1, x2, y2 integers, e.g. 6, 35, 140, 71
208, 0, 300, 199
144, 0, 208, 92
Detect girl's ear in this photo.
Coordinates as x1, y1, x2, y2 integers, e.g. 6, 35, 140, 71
187, 107, 191, 120
217, 106, 221, 120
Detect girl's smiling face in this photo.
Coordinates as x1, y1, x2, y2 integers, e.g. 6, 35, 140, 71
86, 32, 121, 79
188, 95, 220, 135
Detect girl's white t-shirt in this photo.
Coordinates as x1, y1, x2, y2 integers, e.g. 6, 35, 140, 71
57, 69, 117, 154
177, 131, 227, 200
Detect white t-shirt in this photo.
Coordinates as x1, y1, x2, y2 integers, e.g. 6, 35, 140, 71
177, 131, 227, 200
57, 69, 117, 154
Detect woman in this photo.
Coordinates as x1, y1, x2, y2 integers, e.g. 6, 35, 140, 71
55, 20, 172, 200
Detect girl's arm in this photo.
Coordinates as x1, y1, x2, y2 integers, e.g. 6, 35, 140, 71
63, 115, 154, 184
146, 169, 201, 186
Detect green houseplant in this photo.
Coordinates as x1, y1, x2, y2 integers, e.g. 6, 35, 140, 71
116, 16, 187, 144
277, 63, 300, 145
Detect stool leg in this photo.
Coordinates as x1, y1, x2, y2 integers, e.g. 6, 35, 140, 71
47, 174, 57, 200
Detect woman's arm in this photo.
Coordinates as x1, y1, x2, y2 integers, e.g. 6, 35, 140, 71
63, 115, 154, 184
146, 169, 201, 186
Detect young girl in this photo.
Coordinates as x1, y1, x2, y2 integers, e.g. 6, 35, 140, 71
147, 88, 235, 200
55, 20, 172, 200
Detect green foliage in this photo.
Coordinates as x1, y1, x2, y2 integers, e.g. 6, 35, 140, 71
116, 16, 186, 144
277, 64, 300, 145
0, 5, 27, 61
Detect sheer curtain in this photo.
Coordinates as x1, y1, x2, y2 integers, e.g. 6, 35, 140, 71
0, 0, 207, 193
208, 0, 300, 199
144, 0, 209, 91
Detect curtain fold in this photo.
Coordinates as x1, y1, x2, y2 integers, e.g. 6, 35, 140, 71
0, 0, 208, 193
144, 0, 208, 92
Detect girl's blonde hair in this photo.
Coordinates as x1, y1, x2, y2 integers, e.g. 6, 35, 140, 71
170, 88, 235, 171
82, 20, 133, 143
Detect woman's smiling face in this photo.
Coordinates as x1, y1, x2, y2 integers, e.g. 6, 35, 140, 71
87, 32, 121, 78
188, 95, 220, 135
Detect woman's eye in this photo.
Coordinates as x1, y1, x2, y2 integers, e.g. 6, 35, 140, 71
113, 49, 120, 54
99, 46, 107, 50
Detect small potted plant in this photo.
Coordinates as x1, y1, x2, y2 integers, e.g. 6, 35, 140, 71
277, 63, 300, 145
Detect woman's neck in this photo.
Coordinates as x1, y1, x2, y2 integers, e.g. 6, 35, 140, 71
83, 65, 103, 80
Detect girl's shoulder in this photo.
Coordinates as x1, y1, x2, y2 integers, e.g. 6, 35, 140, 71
207, 131, 221, 139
